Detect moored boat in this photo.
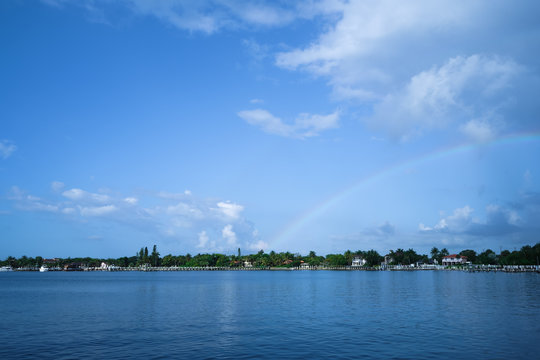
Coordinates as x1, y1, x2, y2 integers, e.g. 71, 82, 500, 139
39, 265, 49, 272
0, 266, 13, 272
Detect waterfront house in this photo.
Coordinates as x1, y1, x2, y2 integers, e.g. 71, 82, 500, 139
283, 259, 293, 265
243, 260, 253, 268
352, 256, 366, 267
442, 254, 467, 266
300, 261, 310, 269
383, 255, 394, 265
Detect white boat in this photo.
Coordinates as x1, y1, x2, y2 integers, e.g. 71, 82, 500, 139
0, 266, 13, 272
39, 265, 49, 272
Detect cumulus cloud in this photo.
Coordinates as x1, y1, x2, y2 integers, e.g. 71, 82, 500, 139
238, 108, 339, 138
42, 1, 539, 140
275, 1, 537, 140
215, 201, 244, 220
419, 204, 520, 236
222, 224, 238, 246
367, 55, 519, 140
0, 140, 17, 159
8, 183, 262, 253
197, 230, 210, 248
419, 206, 474, 233
460, 118, 499, 142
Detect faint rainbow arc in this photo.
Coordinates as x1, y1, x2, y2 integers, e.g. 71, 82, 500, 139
270, 131, 540, 249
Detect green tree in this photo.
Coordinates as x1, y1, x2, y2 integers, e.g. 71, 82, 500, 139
325, 254, 347, 266
477, 249, 498, 265
436, 248, 449, 264
364, 249, 383, 267
430, 247, 439, 261
459, 249, 476, 263
151, 245, 160, 267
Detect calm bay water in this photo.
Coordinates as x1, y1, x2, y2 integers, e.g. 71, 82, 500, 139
1, 271, 538, 359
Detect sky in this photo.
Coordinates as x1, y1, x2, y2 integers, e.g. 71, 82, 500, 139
1, 0, 539, 258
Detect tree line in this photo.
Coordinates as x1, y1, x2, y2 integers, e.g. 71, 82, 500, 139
2, 243, 539, 269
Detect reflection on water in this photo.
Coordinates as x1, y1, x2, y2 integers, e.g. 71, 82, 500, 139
0, 271, 539, 359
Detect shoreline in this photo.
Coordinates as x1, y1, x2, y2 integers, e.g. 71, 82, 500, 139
5, 264, 540, 273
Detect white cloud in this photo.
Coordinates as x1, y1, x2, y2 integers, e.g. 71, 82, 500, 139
238, 108, 339, 138
274, 1, 534, 140
9, 186, 59, 213
460, 118, 498, 142
42, 0, 344, 34
368, 55, 519, 140
238, 109, 293, 137
157, 191, 191, 200
197, 230, 209, 248
247, 239, 269, 251
62, 207, 76, 214
276, 1, 473, 73
0, 140, 16, 159
80, 205, 117, 217
419, 204, 521, 237
124, 197, 138, 205
215, 201, 244, 220
167, 202, 204, 219
51, 181, 65, 192
62, 188, 110, 203
118, 0, 300, 34
222, 224, 237, 246
9, 184, 262, 253
420, 205, 473, 233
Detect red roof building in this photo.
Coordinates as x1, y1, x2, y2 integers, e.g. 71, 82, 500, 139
442, 254, 468, 266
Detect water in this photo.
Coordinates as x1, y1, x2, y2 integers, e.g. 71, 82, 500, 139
1, 271, 538, 359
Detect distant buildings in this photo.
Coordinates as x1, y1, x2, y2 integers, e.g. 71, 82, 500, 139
383, 255, 393, 265
352, 256, 366, 267
442, 254, 468, 266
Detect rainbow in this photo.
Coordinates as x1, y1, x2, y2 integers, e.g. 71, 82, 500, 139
270, 131, 540, 250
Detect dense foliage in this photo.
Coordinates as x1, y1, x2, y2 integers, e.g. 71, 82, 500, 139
2, 243, 539, 268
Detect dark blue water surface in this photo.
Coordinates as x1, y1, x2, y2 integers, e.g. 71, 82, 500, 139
1, 271, 539, 359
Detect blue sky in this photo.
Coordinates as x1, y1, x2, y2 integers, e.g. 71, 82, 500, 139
1, 0, 539, 258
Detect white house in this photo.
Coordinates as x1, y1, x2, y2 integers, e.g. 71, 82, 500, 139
352, 256, 366, 267
243, 260, 253, 268
442, 254, 468, 266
